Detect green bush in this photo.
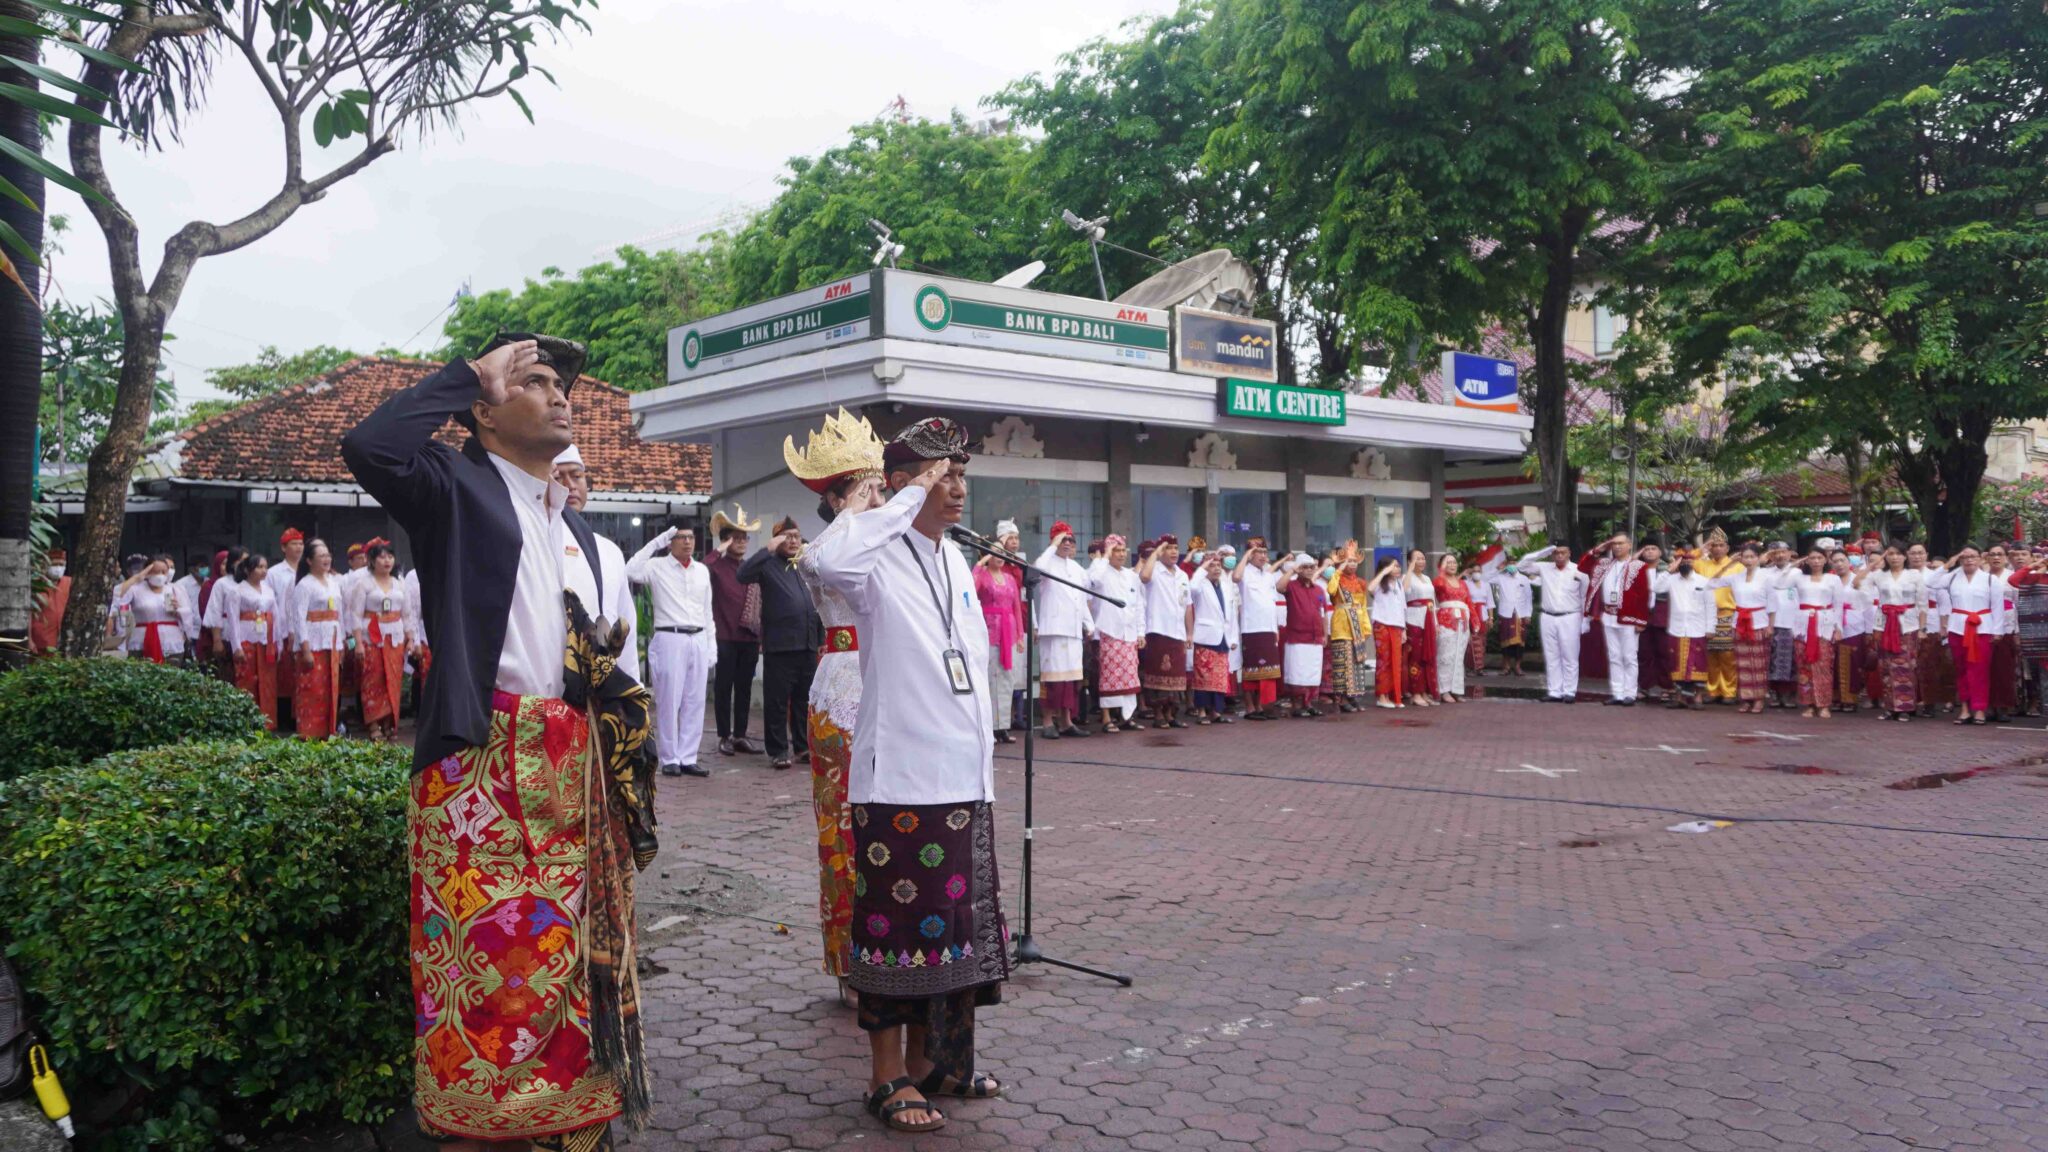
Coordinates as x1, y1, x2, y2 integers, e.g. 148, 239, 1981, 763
0, 658, 269, 780
0, 740, 414, 1151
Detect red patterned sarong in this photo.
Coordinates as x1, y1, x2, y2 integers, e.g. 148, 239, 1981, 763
410, 692, 618, 1142
1733, 635, 1770, 702
236, 629, 278, 730
1374, 623, 1404, 702
294, 649, 342, 740
1796, 638, 1836, 707
1405, 623, 1438, 698
1098, 636, 1141, 695
808, 709, 855, 977
1192, 647, 1232, 695
361, 642, 406, 727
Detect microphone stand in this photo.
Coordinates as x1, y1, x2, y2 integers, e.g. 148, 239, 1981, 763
947, 526, 1134, 987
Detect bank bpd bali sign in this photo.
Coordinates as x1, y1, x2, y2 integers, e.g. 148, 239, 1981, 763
892, 275, 1171, 368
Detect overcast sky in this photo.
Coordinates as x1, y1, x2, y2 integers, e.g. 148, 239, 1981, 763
44, 0, 1168, 405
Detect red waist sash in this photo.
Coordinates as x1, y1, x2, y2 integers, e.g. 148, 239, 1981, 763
138, 619, 175, 664
1955, 608, 1989, 663
1879, 604, 1912, 654
1735, 606, 1767, 642
822, 625, 858, 654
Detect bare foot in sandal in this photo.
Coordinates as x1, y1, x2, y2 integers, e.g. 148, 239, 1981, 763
866, 1076, 944, 1132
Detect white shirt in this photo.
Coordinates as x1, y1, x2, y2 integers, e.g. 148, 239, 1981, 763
402, 569, 426, 648
1493, 569, 1533, 618
1088, 561, 1144, 643
1650, 571, 1716, 639
1767, 564, 1799, 629
1237, 564, 1282, 635
1926, 568, 1995, 636
1032, 546, 1095, 640
1467, 575, 1494, 625
624, 528, 716, 654
202, 575, 237, 633
1521, 555, 1590, 616
171, 574, 204, 641
293, 572, 348, 652
811, 484, 994, 806
1987, 571, 2016, 636
117, 581, 187, 655
1838, 576, 1872, 639
1369, 578, 1409, 628
1142, 561, 1191, 638
1867, 569, 1924, 635
1190, 569, 1239, 648
1775, 569, 1844, 641
1402, 573, 1436, 628
265, 563, 298, 643
593, 534, 641, 683
1711, 567, 1780, 634
226, 579, 278, 650
356, 572, 408, 648
487, 454, 602, 700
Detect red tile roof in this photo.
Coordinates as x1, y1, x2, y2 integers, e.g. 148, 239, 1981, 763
173, 357, 709, 495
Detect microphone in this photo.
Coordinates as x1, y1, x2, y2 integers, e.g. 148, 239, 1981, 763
947, 525, 1027, 564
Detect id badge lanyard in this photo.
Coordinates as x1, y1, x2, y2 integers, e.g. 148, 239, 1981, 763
904, 535, 975, 695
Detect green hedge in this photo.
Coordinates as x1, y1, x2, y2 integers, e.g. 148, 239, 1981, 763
0, 658, 269, 780
0, 740, 414, 1151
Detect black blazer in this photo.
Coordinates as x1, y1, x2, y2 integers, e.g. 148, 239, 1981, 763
738, 546, 823, 654
340, 360, 603, 771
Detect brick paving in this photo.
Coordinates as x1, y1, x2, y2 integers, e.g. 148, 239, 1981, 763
624, 699, 2048, 1151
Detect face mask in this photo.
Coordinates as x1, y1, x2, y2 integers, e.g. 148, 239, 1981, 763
194, 566, 209, 580
1849, 556, 1864, 569
1319, 566, 1336, 582
47, 565, 64, 578
1677, 562, 1694, 578
1223, 556, 1238, 570
146, 574, 166, 589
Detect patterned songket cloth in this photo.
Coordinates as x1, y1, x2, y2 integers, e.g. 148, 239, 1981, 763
847, 800, 1011, 999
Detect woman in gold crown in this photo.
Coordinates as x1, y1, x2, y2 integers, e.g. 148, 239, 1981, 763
788, 409, 890, 997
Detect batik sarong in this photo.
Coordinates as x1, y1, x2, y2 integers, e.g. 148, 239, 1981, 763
1768, 627, 1798, 686
1468, 626, 1487, 673
1329, 636, 1372, 697
1141, 633, 1188, 693
1098, 636, 1141, 695
1191, 646, 1232, 695
1663, 634, 1708, 683
1991, 633, 2018, 711
1406, 623, 1439, 698
1918, 631, 1955, 707
1373, 624, 1404, 702
1733, 635, 1771, 702
848, 800, 1011, 999
1882, 635, 1919, 714
361, 641, 406, 727
1435, 622, 1468, 698
1796, 638, 1836, 707
1500, 615, 1526, 655
411, 692, 621, 1144
808, 709, 855, 978
1241, 633, 1281, 682
236, 636, 278, 730
1835, 635, 1866, 707
294, 649, 342, 740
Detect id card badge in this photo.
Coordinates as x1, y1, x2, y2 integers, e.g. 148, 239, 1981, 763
942, 648, 974, 695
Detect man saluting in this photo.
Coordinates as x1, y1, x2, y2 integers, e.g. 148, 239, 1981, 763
343, 334, 653, 1151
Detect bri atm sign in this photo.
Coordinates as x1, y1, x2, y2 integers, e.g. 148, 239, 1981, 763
1439, 350, 1520, 413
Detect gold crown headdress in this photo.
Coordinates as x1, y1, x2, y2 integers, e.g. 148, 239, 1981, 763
784, 407, 886, 494
710, 504, 763, 538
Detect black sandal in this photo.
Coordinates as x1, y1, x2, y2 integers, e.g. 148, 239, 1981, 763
1214, 714, 1236, 724
1167, 719, 1190, 729
917, 1069, 1003, 1099
866, 1076, 946, 1132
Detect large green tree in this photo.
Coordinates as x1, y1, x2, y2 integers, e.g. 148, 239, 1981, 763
40, 298, 176, 462
1210, 0, 1665, 544
48, 0, 594, 656
439, 245, 727, 391
1644, 0, 2048, 554
993, 5, 1344, 384
720, 115, 1047, 304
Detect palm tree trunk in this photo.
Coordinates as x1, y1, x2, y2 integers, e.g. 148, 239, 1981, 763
0, 4, 45, 665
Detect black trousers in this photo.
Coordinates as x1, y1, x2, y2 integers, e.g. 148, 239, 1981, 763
761, 650, 815, 760
713, 640, 758, 739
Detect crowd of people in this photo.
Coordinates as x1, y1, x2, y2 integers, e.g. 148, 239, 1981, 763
30, 327, 2047, 1150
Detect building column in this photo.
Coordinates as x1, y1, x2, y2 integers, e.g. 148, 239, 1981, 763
1355, 494, 1376, 554
1107, 426, 1134, 541
1418, 451, 1448, 552
1285, 448, 1307, 547
1195, 476, 1220, 544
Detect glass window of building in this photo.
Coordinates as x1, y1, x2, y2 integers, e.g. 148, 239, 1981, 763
1376, 499, 1412, 552
1217, 490, 1280, 552
1304, 495, 1354, 558
1136, 485, 1193, 545
963, 478, 1105, 548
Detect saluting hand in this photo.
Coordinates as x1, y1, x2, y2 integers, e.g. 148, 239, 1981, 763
471, 339, 539, 407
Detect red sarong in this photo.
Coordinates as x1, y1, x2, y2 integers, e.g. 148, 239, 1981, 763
411, 692, 618, 1142
235, 613, 278, 730
360, 643, 405, 727
294, 649, 342, 740
1405, 620, 1437, 697
1374, 623, 1405, 702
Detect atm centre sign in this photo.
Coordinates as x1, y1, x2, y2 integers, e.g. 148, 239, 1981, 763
1218, 378, 1346, 425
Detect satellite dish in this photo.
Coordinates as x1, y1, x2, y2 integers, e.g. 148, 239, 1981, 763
1112, 249, 1259, 315
992, 260, 1045, 289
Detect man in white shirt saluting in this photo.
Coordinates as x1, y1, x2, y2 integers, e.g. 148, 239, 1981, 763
812, 416, 1010, 1135
628, 519, 716, 776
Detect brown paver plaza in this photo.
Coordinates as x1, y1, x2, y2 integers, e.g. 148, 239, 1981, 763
628, 699, 2048, 1151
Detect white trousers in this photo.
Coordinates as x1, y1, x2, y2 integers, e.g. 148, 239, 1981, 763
1540, 612, 1582, 699
1602, 617, 1640, 702
649, 630, 711, 767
